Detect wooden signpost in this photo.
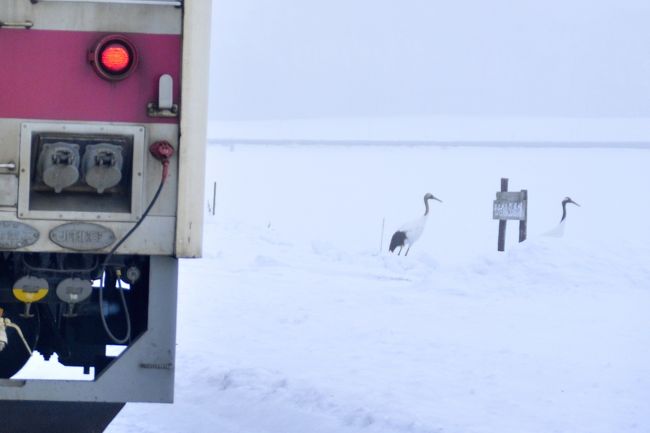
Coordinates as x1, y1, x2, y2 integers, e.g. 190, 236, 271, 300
493, 178, 528, 251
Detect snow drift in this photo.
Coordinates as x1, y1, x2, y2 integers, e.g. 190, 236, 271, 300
100, 142, 649, 433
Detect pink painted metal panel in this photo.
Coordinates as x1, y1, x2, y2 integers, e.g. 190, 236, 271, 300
0, 29, 181, 124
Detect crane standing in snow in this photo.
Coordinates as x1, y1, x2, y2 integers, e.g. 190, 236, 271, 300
389, 192, 442, 256
545, 196, 580, 237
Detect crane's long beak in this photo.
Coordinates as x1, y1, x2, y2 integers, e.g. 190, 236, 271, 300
433, 196, 442, 203
570, 200, 580, 207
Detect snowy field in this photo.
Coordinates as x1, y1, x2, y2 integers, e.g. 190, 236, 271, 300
99, 142, 650, 433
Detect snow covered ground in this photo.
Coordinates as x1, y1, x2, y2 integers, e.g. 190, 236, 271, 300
101, 142, 650, 433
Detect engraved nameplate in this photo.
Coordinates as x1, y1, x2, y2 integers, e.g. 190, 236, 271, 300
50, 223, 116, 251
0, 221, 39, 249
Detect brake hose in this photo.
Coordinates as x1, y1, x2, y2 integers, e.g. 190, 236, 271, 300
98, 268, 132, 345
97, 141, 173, 344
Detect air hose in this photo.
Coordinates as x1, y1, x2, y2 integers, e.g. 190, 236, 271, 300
97, 141, 173, 344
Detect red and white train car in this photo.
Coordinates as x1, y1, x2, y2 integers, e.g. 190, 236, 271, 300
0, 0, 210, 430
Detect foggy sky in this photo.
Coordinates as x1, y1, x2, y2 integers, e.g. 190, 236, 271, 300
209, 0, 650, 120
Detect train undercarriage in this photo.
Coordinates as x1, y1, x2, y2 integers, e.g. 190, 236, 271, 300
0, 254, 178, 432
0, 252, 150, 379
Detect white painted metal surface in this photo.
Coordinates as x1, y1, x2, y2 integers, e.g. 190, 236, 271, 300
36, 0, 181, 5
0, 175, 18, 207
176, 0, 211, 258
1, 1, 181, 34
0, 210, 175, 255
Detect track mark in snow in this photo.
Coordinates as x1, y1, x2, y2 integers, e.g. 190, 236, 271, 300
209, 368, 444, 433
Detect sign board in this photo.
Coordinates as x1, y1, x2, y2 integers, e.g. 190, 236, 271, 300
494, 179, 528, 251
493, 191, 527, 220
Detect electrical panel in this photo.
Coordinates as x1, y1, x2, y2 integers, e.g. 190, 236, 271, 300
19, 123, 145, 222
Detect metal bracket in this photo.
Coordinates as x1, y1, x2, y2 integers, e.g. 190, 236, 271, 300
147, 102, 179, 118
148, 74, 179, 118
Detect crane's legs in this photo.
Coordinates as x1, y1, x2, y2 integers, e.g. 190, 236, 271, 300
398, 246, 402, 255
405, 247, 410, 256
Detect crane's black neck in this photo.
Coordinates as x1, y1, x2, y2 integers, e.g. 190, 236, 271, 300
424, 197, 430, 216
561, 200, 568, 222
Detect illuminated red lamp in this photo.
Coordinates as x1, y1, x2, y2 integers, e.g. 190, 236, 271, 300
89, 35, 138, 81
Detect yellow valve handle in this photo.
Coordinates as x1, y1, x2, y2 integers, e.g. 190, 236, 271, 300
12, 288, 48, 303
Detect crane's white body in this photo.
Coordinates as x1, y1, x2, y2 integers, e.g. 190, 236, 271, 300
399, 215, 428, 247
544, 220, 566, 238
390, 193, 441, 256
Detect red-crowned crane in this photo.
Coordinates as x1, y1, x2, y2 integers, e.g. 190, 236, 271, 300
389, 192, 442, 256
545, 196, 580, 237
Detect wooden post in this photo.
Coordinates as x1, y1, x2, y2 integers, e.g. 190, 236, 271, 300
519, 189, 527, 242
498, 178, 508, 251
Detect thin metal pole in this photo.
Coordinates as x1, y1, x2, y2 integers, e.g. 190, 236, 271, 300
211, 181, 216, 216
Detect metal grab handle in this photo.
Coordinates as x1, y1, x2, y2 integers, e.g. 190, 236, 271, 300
0, 162, 16, 171
0, 21, 34, 29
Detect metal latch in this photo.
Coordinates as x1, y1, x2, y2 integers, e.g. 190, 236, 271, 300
148, 74, 178, 118
52, 148, 75, 165
0, 21, 33, 29
95, 150, 117, 167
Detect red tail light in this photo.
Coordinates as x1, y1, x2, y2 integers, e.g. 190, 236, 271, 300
89, 35, 138, 81
101, 44, 131, 73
